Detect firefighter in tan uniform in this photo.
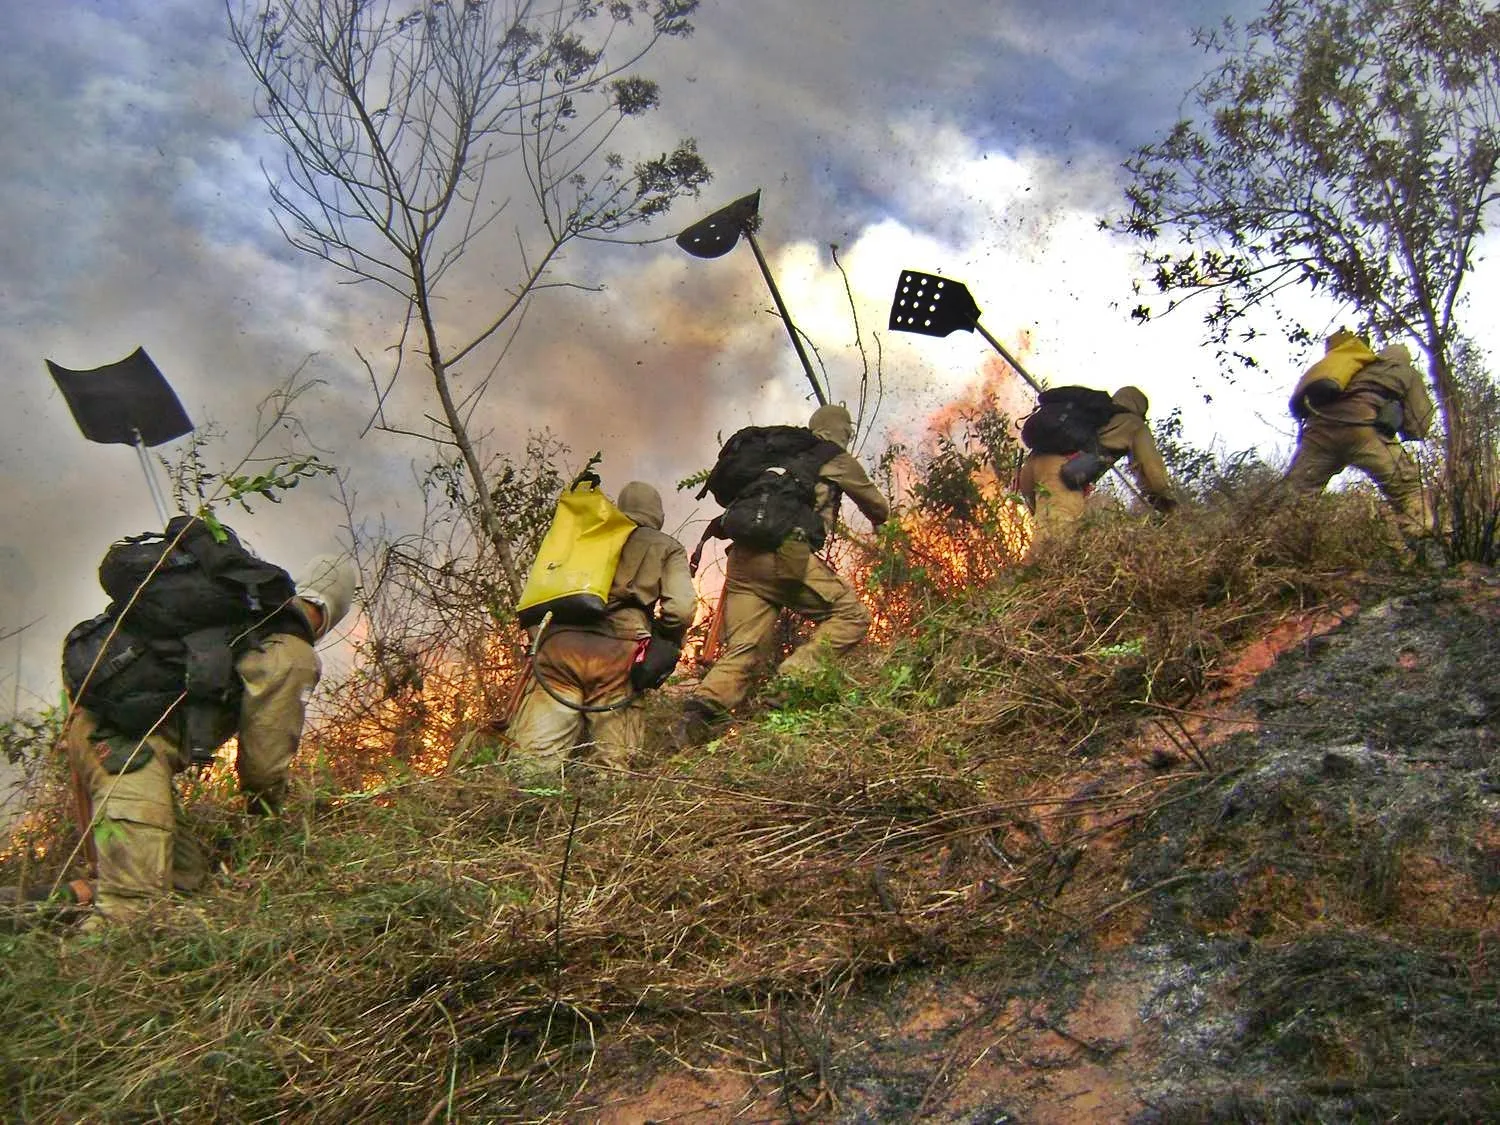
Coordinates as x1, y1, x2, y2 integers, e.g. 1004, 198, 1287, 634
1016, 386, 1176, 544
55, 554, 356, 925
1284, 332, 1435, 543
677, 405, 889, 744
507, 481, 696, 780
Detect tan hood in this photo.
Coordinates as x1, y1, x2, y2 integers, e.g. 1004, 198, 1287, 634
1111, 386, 1149, 418
808, 403, 854, 448
616, 481, 664, 530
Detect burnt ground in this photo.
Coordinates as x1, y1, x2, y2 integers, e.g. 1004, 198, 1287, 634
587, 573, 1500, 1123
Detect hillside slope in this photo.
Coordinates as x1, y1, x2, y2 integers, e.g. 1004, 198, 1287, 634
605, 576, 1499, 1123
2, 501, 1497, 1123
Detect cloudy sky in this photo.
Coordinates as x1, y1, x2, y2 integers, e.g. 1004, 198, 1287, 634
2, 0, 1494, 721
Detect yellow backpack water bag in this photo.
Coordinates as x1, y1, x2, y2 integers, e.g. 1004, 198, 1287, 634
1290, 332, 1378, 419
516, 472, 637, 628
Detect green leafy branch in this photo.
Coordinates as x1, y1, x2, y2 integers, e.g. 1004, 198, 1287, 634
219, 456, 337, 514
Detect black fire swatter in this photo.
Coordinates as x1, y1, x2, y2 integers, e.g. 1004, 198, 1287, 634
675, 190, 826, 404
46, 346, 193, 523
887, 270, 1042, 394
888, 271, 1147, 502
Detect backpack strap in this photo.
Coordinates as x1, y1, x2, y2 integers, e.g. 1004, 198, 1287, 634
179, 625, 244, 763
789, 438, 844, 497
1299, 397, 1387, 431
92, 629, 148, 686
688, 515, 725, 577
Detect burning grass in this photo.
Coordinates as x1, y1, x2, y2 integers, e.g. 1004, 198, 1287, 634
5, 483, 1491, 1121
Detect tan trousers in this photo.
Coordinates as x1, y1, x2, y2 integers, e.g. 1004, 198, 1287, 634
693, 541, 870, 713
507, 629, 642, 781
1285, 421, 1430, 540
1016, 453, 1089, 547
65, 633, 320, 922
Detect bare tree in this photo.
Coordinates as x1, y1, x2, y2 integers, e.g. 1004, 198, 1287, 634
1118, 0, 1500, 480
229, 0, 710, 600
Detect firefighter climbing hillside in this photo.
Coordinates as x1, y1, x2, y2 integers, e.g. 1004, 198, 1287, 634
1284, 330, 1436, 550
507, 480, 695, 782
675, 404, 889, 746
14, 518, 355, 927
1016, 385, 1176, 547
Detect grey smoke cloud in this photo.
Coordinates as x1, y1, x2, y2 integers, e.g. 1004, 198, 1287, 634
3, 0, 1303, 708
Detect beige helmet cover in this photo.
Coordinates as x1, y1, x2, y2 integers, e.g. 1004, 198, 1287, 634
616, 481, 665, 530
1111, 386, 1149, 417
293, 554, 357, 638
808, 403, 854, 449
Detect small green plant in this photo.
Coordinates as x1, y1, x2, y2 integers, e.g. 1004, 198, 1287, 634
762, 710, 812, 737
159, 370, 340, 532
0, 706, 62, 772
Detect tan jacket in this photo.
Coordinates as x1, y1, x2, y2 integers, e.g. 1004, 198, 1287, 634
812, 451, 891, 537
806, 403, 890, 536
1095, 412, 1174, 503
604, 482, 696, 642
1318, 347, 1436, 440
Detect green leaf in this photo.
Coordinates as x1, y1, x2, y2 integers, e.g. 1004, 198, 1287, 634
93, 819, 126, 848
200, 510, 229, 543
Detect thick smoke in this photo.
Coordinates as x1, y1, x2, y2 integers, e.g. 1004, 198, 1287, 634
3, 0, 1320, 705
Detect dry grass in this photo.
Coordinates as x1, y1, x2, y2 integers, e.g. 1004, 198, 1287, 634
2, 484, 1455, 1122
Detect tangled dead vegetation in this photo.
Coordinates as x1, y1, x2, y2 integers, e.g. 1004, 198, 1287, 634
6, 486, 1489, 1122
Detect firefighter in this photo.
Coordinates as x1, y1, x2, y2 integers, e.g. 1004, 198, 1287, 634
1016, 385, 1176, 546
675, 404, 889, 746
1285, 331, 1435, 545
12, 547, 355, 927
507, 481, 695, 781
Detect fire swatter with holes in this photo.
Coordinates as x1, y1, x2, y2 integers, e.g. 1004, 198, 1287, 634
887, 270, 1043, 395
888, 269, 1148, 504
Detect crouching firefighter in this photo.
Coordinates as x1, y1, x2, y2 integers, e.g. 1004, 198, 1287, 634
1284, 330, 1436, 546
508, 479, 696, 782
52, 517, 355, 925
1015, 385, 1176, 546
675, 404, 890, 747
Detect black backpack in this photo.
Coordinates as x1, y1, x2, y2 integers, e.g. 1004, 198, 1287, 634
61, 615, 241, 759
100, 516, 297, 636
1019, 386, 1123, 455
62, 516, 300, 759
697, 426, 842, 550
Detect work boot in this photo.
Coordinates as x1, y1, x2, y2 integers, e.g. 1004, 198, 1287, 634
244, 786, 285, 817
671, 698, 725, 750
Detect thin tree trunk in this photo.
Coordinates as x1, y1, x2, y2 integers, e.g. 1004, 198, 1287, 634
414, 273, 525, 603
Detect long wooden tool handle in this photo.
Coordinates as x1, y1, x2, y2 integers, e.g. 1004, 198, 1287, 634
743, 227, 827, 405
973, 322, 1044, 396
